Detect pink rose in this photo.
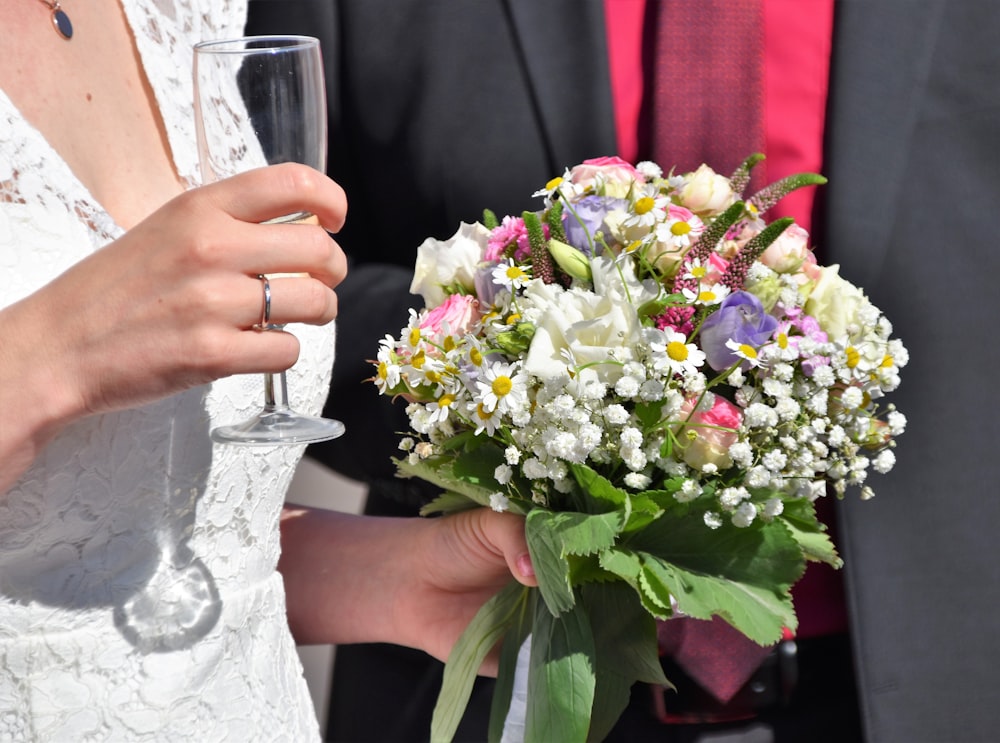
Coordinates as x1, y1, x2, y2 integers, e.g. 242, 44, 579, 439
569, 156, 643, 196
759, 223, 813, 274
420, 294, 481, 338
676, 394, 742, 470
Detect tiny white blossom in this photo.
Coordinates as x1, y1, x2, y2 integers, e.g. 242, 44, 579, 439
732, 501, 757, 528
495, 464, 513, 485
398, 437, 415, 452
604, 404, 631, 426
522, 458, 548, 479
489, 492, 510, 512
762, 497, 784, 519
872, 449, 896, 474
704, 511, 724, 529
675, 479, 702, 503
624, 472, 652, 490
505, 445, 522, 465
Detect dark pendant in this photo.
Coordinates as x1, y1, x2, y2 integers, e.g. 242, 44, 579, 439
51, 7, 73, 40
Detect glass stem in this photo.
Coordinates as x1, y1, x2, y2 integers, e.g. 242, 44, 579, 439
263, 372, 291, 412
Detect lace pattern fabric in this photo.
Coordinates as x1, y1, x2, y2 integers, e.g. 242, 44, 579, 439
0, 1, 331, 739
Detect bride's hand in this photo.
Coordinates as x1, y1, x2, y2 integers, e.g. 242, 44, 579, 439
0, 163, 347, 490
395, 509, 538, 674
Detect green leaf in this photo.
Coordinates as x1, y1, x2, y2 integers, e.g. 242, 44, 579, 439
488, 590, 536, 743
420, 491, 483, 517
779, 497, 843, 568
569, 464, 627, 512
394, 456, 494, 509
524, 599, 597, 743
618, 507, 806, 644
526, 509, 624, 616
526, 510, 576, 616
580, 583, 670, 742
431, 582, 527, 743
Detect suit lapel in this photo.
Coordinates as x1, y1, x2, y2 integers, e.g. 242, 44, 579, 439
501, 0, 617, 171
823, 0, 947, 287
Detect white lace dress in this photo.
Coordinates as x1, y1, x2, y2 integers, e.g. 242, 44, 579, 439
0, 1, 331, 739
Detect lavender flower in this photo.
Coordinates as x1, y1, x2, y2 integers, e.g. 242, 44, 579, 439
698, 291, 778, 371
561, 195, 626, 255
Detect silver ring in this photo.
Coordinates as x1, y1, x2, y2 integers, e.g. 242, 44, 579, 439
252, 274, 272, 331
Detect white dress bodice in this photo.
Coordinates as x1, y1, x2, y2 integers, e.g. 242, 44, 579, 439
0, 2, 332, 739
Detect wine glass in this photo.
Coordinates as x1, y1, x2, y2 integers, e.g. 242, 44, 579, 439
194, 35, 345, 445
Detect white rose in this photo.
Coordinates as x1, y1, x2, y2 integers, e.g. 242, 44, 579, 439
679, 164, 738, 216
523, 279, 642, 384
409, 221, 489, 307
803, 264, 868, 339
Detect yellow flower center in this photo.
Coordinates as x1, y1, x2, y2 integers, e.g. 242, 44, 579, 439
689, 265, 707, 279
739, 344, 758, 360
667, 341, 689, 362
377, 361, 388, 380
469, 348, 483, 366
506, 265, 527, 281
476, 403, 494, 421
545, 176, 564, 191
506, 313, 521, 325
443, 336, 456, 352
425, 370, 441, 384
776, 332, 789, 350
671, 221, 692, 236
409, 328, 422, 346
880, 354, 894, 368
634, 196, 656, 215
697, 290, 716, 303
845, 346, 860, 368
437, 393, 455, 408
411, 350, 426, 370
492, 375, 514, 397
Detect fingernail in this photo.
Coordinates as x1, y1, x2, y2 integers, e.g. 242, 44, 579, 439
516, 553, 535, 579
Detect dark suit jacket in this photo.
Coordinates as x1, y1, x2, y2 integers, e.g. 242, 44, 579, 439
248, 2, 1000, 740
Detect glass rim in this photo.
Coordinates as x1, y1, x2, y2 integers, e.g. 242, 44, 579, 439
193, 35, 320, 54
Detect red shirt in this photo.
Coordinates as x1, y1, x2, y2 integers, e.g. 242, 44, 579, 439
604, 0, 843, 638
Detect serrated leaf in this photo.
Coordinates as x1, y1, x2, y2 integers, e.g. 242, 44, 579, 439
779, 497, 842, 567
394, 456, 493, 507
580, 583, 670, 742
524, 600, 596, 743
641, 556, 794, 645
420, 491, 483, 517
569, 464, 627, 512
526, 510, 576, 616
431, 582, 527, 743
488, 590, 536, 743
614, 508, 805, 644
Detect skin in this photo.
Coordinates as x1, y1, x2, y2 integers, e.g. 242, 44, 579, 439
0, 1, 534, 667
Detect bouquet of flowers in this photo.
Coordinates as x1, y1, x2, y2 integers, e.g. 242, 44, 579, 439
371, 155, 907, 742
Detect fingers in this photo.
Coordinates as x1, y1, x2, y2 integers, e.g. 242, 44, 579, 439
204, 162, 348, 233
460, 510, 537, 588
237, 274, 339, 329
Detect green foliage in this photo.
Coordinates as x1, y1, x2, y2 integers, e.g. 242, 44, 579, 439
432, 582, 529, 742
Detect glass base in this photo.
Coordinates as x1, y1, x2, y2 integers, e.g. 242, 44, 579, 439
211, 407, 346, 445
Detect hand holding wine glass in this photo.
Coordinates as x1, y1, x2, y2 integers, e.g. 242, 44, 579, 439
194, 34, 346, 445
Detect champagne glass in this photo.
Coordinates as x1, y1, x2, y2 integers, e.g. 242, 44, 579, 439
194, 35, 345, 445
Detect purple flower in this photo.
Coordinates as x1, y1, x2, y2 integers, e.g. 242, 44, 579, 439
698, 291, 778, 371
562, 195, 626, 255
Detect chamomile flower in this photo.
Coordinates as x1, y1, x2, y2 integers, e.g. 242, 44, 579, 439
647, 328, 707, 377
476, 360, 529, 415
682, 282, 731, 306
492, 260, 532, 290
725, 338, 765, 368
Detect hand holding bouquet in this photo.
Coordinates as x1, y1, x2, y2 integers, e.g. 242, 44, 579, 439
372, 155, 906, 742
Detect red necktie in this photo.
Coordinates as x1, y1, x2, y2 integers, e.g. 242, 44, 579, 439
647, 0, 775, 706
649, 0, 765, 182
